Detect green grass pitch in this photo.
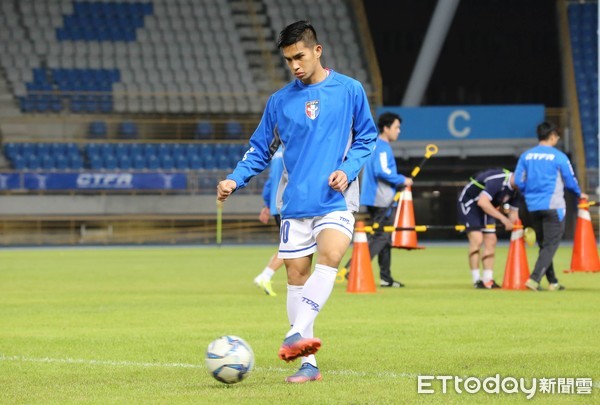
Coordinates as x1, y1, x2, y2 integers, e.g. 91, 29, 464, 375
1, 244, 598, 403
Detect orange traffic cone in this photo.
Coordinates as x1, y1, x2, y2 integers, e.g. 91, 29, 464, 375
565, 199, 600, 273
502, 219, 531, 290
391, 186, 424, 250
346, 221, 377, 293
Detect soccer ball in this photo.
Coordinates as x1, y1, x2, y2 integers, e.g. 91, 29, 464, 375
205, 335, 254, 384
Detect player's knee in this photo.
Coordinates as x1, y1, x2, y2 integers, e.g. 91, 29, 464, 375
318, 250, 345, 267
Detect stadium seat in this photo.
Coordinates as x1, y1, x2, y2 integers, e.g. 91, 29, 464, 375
118, 121, 138, 139
194, 121, 214, 140
224, 120, 243, 139
89, 121, 108, 138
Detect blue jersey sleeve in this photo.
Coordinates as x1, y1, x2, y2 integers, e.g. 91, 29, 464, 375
559, 154, 582, 197
337, 83, 378, 182
373, 143, 406, 187
227, 96, 278, 190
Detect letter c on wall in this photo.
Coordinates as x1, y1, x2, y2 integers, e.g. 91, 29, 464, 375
448, 110, 471, 138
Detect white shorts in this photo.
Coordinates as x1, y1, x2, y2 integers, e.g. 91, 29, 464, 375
278, 211, 355, 259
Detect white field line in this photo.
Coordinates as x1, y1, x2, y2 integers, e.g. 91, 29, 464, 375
1, 355, 598, 388
0, 354, 412, 379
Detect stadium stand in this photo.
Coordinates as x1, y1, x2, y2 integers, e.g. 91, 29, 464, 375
568, 1, 599, 168
3, 141, 246, 171
0, 0, 375, 116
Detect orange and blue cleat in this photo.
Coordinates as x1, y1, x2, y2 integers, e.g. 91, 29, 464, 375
278, 333, 321, 362
285, 363, 322, 383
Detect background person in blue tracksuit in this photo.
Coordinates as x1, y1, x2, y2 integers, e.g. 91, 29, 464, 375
253, 147, 284, 296
217, 21, 377, 383
513, 121, 588, 291
341, 112, 413, 287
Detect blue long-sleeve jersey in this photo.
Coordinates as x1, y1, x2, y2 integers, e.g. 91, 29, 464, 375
227, 70, 378, 219
261, 147, 284, 213
514, 144, 582, 212
360, 138, 408, 207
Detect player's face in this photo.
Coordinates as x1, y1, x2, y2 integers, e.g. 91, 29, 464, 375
282, 41, 323, 84
386, 119, 401, 141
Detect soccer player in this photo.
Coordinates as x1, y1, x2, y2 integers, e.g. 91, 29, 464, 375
513, 121, 588, 291
217, 21, 377, 383
457, 168, 520, 288
253, 146, 284, 297
340, 112, 413, 287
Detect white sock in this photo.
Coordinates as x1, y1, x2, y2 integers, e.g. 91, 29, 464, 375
301, 319, 317, 367
482, 269, 493, 283
286, 264, 337, 338
260, 267, 276, 281
288, 286, 317, 367
286, 284, 303, 327
471, 269, 481, 283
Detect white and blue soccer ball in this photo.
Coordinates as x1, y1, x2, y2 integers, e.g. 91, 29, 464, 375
205, 335, 254, 384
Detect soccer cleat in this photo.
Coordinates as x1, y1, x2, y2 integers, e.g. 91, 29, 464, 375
473, 280, 486, 289
278, 333, 321, 362
380, 280, 405, 288
285, 363, 322, 383
548, 283, 565, 291
253, 275, 262, 288
525, 278, 539, 292
483, 279, 501, 289
259, 279, 277, 296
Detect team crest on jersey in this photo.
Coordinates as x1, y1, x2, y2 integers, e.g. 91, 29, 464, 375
305, 100, 320, 120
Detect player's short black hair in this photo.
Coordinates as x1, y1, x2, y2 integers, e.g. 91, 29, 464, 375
277, 20, 318, 49
537, 121, 559, 141
377, 112, 402, 133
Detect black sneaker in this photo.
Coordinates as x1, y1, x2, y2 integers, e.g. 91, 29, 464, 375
474, 280, 486, 289
483, 279, 501, 289
380, 280, 405, 288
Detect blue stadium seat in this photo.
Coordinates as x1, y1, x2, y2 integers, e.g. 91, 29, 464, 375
100, 143, 115, 157
118, 121, 138, 139
160, 154, 174, 170
89, 154, 103, 170
11, 155, 25, 170
224, 120, 243, 139
132, 154, 146, 170
21, 143, 34, 156
143, 144, 157, 157
50, 143, 67, 156
42, 152, 56, 167
115, 143, 129, 158
188, 154, 202, 170
69, 155, 84, 170
194, 121, 214, 140
216, 154, 231, 170
26, 154, 41, 170
175, 154, 189, 170
35, 143, 50, 156
4, 143, 19, 159
55, 155, 68, 170
146, 155, 159, 170
104, 154, 117, 170
203, 154, 216, 170
118, 155, 132, 170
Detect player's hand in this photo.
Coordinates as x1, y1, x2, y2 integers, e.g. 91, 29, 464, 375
329, 170, 348, 192
502, 218, 514, 231
258, 207, 270, 224
581, 192, 590, 201
404, 178, 414, 187
217, 179, 237, 201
